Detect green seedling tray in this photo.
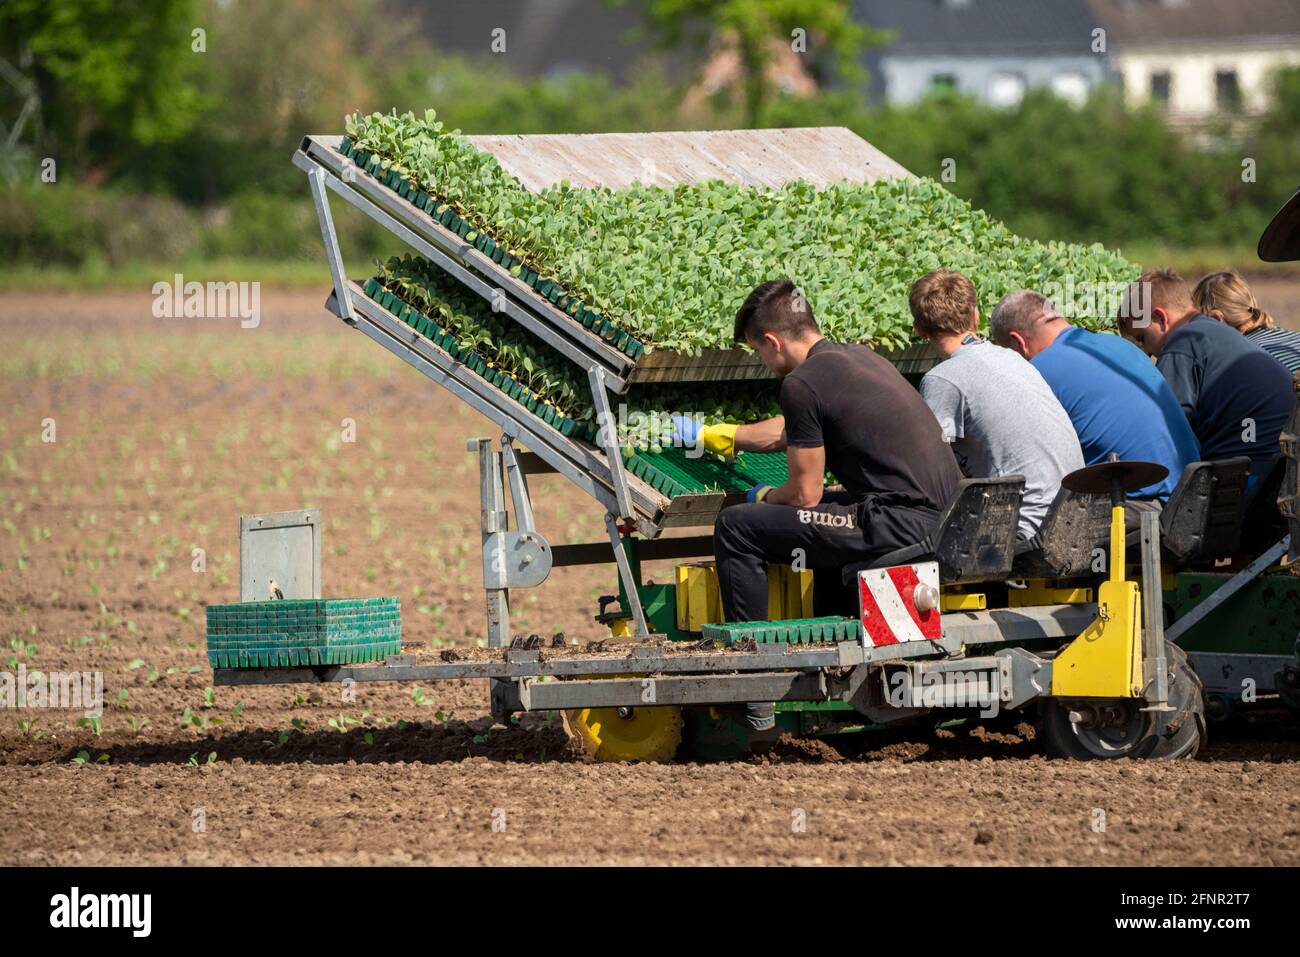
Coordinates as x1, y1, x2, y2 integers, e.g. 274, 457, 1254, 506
622, 446, 789, 497
701, 616, 861, 645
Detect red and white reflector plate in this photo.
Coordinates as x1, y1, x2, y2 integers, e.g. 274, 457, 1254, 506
858, 561, 942, 648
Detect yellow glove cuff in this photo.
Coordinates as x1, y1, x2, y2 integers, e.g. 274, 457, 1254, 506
700, 423, 738, 459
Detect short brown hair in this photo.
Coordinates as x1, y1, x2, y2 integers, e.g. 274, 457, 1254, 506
908, 270, 979, 338
734, 279, 819, 344
1118, 268, 1194, 330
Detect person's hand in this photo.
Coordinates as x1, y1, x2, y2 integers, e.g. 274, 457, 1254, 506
746, 484, 773, 503
668, 415, 703, 445
669, 416, 739, 459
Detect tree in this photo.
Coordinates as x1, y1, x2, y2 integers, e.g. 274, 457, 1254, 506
0, 0, 205, 177
607, 0, 884, 127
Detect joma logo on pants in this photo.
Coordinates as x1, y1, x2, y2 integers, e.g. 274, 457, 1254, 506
49, 887, 151, 938
797, 510, 855, 529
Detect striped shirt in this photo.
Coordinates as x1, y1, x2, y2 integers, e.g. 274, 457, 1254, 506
1247, 326, 1300, 376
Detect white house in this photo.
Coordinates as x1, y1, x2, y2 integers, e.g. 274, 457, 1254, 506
1092, 0, 1300, 117
859, 0, 1110, 107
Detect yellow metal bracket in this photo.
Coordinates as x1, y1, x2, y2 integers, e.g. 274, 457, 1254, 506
1050, 505, 1144, 699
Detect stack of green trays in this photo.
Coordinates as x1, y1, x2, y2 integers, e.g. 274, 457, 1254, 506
701, 616, 861, 645
623, 445, 790, 497
206, 597, 401, 668
338, 135, 644, 360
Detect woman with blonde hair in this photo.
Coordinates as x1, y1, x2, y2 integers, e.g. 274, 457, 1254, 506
1192, 270, 1300, 374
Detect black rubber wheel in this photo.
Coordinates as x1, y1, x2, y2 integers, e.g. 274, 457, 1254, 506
1040, 641, 1205, 760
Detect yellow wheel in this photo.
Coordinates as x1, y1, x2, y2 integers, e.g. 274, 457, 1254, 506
563, 704, 684, 762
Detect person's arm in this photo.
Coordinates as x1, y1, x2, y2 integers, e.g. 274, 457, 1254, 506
763, 444, 826, 507
1156, 349, 1202, 420
919, 374, 963, 443
734, 416, 786, 453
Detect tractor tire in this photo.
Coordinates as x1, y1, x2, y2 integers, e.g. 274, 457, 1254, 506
1040, 641, 1205, 760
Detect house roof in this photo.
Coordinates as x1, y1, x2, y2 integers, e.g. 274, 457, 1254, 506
857, 0, 1101, 56
1088, 0, 1300, 46
391, 0, 650, 81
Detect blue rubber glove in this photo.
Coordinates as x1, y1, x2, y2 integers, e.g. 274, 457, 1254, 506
668, 415, 703, 445
746, 484, 773, 503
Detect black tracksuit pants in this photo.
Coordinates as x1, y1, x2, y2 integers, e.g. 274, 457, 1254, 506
713, 489, 942, 622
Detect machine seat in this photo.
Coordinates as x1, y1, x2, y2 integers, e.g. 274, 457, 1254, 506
1156, 457, 1251, 564
840, 476, 1025, 585
1012, 486, 1111, 579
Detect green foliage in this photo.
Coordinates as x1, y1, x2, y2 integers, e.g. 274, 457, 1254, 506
350, 109, 1139, 353
373, 253, 782, 444
606, 0, 879, 125
1, 0, 205, 164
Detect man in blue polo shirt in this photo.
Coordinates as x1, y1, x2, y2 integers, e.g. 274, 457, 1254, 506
989, 288, 1200, 527
1117, 268, 1293, 489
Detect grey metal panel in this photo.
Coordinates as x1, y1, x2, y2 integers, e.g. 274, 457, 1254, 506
938, 603, 1096, 647
463, 127, 915, 192
1186, 652, 1291, 695
239, 509, 321, 601
514, 671, 825, 710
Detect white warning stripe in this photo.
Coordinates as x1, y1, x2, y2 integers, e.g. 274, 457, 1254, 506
864, 570, 928, 645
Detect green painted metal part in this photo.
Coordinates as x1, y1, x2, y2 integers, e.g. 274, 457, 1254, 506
623, 446, 789, 497
206, 597, 401, 668
1165, 571, 1300, 657
701, 616, 862, 645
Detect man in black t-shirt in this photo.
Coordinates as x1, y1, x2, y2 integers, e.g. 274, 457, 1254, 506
674, 279, 960, 651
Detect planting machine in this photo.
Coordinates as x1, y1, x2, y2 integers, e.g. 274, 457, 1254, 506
209, 128, 1300, 761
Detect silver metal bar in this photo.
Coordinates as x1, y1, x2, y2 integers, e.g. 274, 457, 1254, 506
306, 166, 355, 324
514, 671, 823, 711
212, 643, 865, 687
476, 440, 511, 648
587, 366, 636, 521
1166, 536, 1291, 645
500, 439, 536, 534
935, 603, 1097, 649
605, 512, 650, 638
294, 144, 632, 387
1139, 509, 1170, 708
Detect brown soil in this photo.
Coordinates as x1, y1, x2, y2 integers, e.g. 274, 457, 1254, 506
2, 287, 1299, 866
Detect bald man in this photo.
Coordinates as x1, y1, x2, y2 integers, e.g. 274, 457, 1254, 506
990, 287, 1199, 521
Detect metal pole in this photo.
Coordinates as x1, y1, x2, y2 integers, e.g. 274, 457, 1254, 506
473, 437, 510, 648
605, 512, 650, 639
588, 367, 636, 522
1138, 509, 1170, 709
1165, 535, 1291, 645
306, 166, 355, 324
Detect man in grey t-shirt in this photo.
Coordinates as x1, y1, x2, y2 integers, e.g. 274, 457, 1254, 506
909, 271, 1084, 538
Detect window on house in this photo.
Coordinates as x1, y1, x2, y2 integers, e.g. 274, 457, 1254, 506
988, 72, 1026, 107
1150, 71, 1172, 108
1216, 70, 1241, 111
1052, 72, 1090, 106
929, 73, 957, 93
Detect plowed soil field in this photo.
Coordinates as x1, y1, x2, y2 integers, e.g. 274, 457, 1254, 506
2, 285, 1299, 865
